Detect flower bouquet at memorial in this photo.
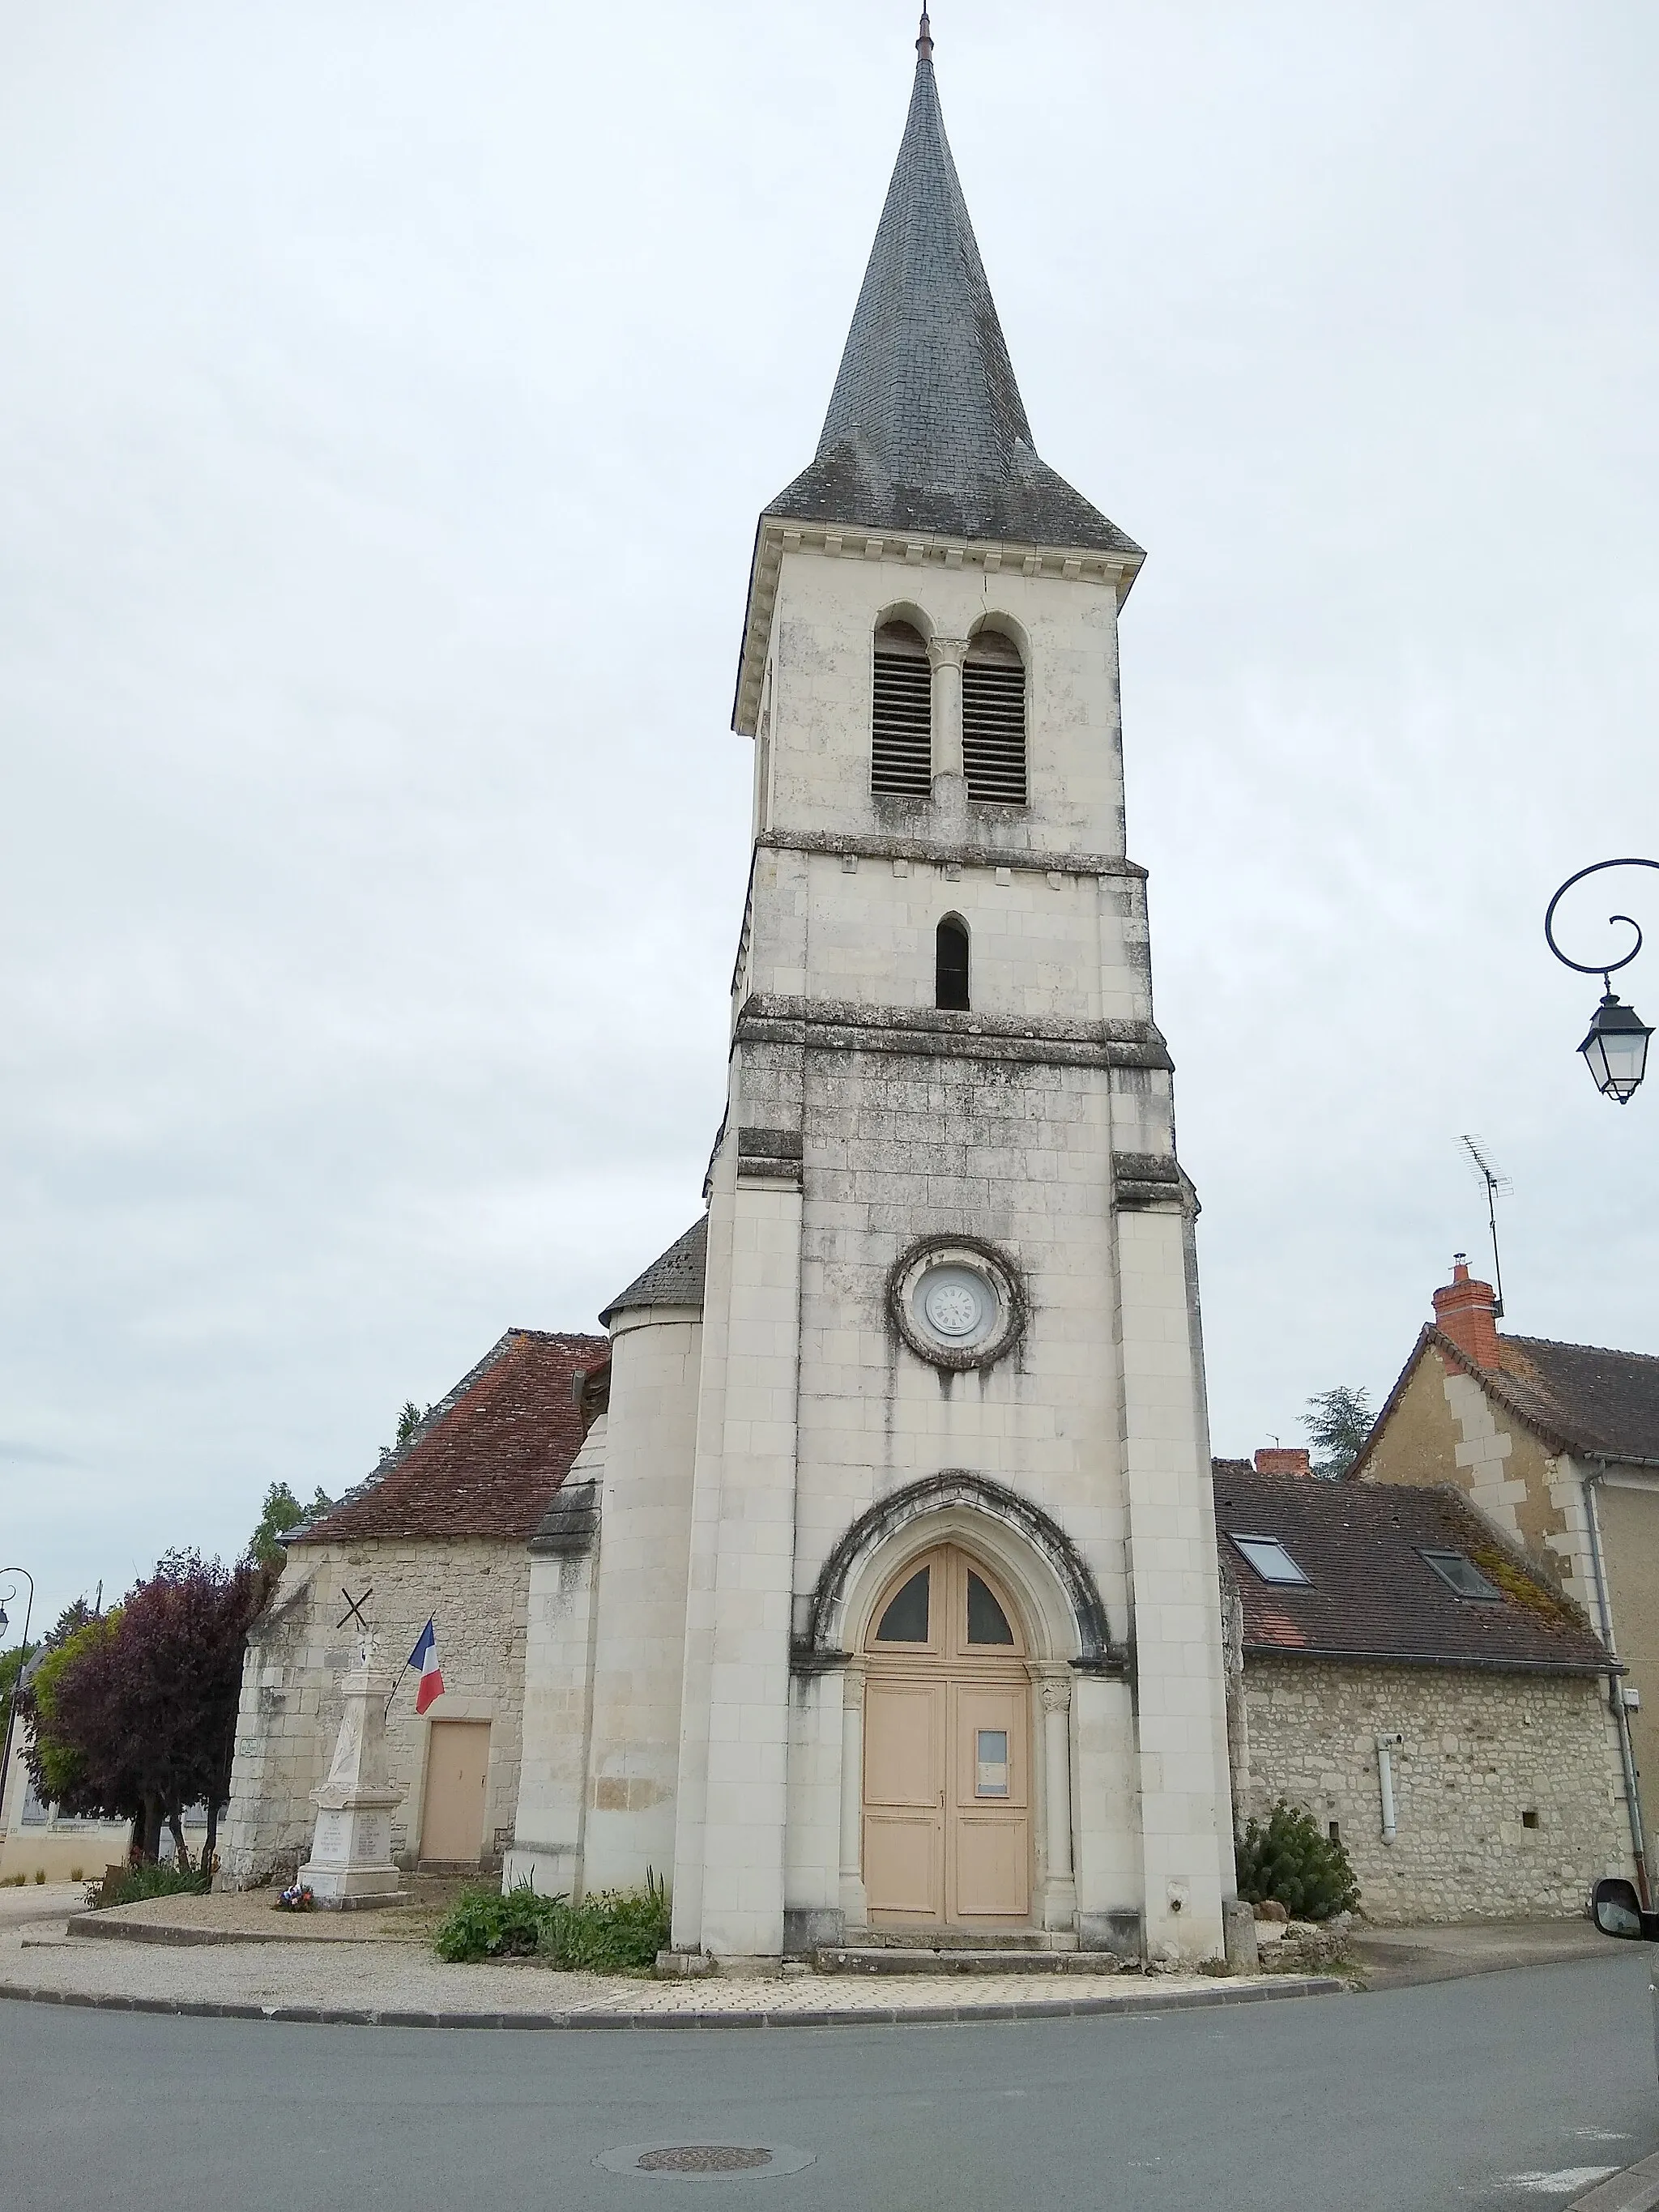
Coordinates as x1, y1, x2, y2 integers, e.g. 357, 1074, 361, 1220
275, 1881, 315, 1912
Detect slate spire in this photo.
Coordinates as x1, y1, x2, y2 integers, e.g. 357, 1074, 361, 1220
766, 22, 1138, 556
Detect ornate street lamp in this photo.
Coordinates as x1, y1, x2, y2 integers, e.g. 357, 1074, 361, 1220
1545, 859, 1658, 1104
0, 1567, 36, 1841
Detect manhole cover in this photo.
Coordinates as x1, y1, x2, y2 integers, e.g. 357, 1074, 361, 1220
596, 2141, 816, 2180
638, 2150, 773, 2174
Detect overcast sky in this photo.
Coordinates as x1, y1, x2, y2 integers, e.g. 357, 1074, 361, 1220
3, 2, 1657, 1631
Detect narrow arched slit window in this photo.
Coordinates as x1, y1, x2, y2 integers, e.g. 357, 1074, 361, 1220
936, 914, 970, 1010
962, 629, 1026, 804
871, 620, 932, 796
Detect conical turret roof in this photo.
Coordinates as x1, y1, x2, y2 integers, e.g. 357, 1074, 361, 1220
767, 22, 1138, 556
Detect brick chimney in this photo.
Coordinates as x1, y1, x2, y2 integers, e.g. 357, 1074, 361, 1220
1254, 1447, 1311, 1477
1433, 1252, 1501, 1370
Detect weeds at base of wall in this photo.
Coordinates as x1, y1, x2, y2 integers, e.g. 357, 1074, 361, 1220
433, 1870, 671, 1971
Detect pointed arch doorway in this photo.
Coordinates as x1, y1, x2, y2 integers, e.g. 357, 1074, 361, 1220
861, 1544, 1032, 1929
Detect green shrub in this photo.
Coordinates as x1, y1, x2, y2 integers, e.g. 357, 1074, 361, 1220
1235, 1802, 1359, 1922
433, 1882, 557, 1963
88, 1860, 211, 1911
433, 1870, 670, 1973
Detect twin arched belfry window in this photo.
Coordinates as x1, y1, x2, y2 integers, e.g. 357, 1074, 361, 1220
870, 622, 1027, 805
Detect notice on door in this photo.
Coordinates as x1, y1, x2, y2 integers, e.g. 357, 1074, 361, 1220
975, 1728, 1009, 1797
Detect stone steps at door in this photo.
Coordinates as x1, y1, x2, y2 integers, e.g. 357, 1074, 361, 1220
816, 1946, 1124, 1976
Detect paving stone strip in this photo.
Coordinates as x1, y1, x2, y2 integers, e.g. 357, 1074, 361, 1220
0, 1925, 1341, 2031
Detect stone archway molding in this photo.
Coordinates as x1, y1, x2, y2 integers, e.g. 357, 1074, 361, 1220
795, 1471, 1124, 1675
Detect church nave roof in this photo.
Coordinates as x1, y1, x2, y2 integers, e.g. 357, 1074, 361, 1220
293, 1327, 608, 1545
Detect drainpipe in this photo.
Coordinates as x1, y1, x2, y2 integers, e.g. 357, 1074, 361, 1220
1584, 1460, 1651, 1910
1375, 1733, 1402, 1845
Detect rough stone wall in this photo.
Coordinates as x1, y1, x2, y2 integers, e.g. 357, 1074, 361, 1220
220, 1537, 531, 1890
1235, 1656, 1629, 1924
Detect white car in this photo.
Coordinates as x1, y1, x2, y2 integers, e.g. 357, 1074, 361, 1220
1592, 1877, 1659, 2079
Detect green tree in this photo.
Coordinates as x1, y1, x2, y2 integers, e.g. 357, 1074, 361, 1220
2, 1597, 97, 1783
248, 1481, 333, 1571
396, 1400, 424, 1447
23, 1613, 111, 1807
1300, 1384, 1373, 1479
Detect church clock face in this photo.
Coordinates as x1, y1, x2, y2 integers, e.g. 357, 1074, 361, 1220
920, 1269, 992, 1341
889, 1239, 1026, 1371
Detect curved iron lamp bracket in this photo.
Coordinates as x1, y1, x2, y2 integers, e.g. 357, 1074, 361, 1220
1544, 858, 1659, 986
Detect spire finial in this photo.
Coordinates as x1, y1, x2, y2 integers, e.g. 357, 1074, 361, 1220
916, 9, 933, 61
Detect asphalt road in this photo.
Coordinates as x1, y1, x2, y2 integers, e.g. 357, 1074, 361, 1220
2, 1955, 1655, 2212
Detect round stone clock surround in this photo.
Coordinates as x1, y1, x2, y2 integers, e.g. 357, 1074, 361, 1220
887, 1235, 1027, 1372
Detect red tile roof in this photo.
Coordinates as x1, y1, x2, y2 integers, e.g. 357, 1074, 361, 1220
1211, 1464, 1609, 1675
296, 1329, 609, 1545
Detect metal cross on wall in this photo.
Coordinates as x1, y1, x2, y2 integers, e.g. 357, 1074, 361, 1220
336, 1587, 373, 1634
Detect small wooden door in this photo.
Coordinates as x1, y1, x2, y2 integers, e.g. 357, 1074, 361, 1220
862, 1547, 1031, 1929
421, 1720, 490, 1863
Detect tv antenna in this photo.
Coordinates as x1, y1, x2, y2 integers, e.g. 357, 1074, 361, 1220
1460, 1135, 1512, 1319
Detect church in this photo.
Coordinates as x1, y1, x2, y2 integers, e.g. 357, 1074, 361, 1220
220, 16, 1258, 1966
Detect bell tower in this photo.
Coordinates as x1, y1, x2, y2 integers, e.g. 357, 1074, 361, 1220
670, 15, 1237, 1964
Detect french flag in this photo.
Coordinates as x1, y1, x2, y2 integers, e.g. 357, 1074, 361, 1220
408, 1618, 444, 1713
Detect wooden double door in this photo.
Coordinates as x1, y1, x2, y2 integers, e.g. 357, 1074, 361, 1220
862, 1545, 1031, 1929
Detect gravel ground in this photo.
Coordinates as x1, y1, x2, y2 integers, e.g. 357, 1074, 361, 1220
66, 1886, 444, 1943
0, 1883, 87, 1933
0, 1922, 1322, 2022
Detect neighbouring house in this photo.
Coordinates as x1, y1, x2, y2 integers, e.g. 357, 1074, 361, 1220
0, 1715, 130, 1884
219, 1328, 606, 1890
1356, 1258, 1659, 1890
1214, 1455, 1632, 1924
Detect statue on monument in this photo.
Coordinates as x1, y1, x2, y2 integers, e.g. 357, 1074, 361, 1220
297, 1594, 404, 1907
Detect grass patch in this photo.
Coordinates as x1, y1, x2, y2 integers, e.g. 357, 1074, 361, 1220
87, 1862, 212, 1911
433, 1872, 669, 1973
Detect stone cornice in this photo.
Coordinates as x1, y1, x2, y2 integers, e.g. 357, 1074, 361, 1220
732, 517, 1143, 739
754, 830, 1143, 881
735, 994, 1171, 1072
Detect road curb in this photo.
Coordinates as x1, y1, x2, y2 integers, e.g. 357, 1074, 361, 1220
0, 1971, 1344, 2032
1570, 2150, 1659, 2212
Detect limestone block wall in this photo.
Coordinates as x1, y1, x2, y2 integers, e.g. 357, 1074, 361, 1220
582, 1311, 702, 1893
507, 1420, 605, 1899
220, 1537, 531, 1890
763, 545, 1128, 857
1235, 1656, 1630, 1924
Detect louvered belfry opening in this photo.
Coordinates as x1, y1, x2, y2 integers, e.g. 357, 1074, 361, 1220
962, 629, 1026, 805
871, 620, 933, 796
936, 915, 970, 1011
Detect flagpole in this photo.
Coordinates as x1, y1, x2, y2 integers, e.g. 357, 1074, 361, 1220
388, 1617, 437, 1720
382, 1664, 408, 1724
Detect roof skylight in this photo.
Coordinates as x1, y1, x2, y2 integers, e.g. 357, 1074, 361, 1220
1420, 1549, 1503, 1601
1229, 1533, 1310, 1586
